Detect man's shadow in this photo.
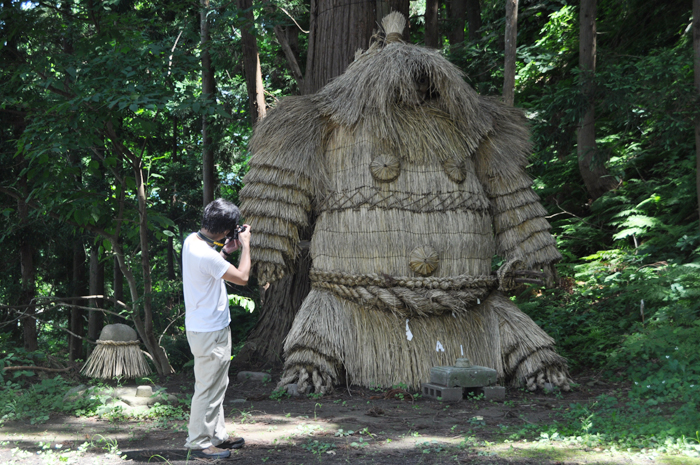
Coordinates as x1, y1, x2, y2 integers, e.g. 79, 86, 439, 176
121, 449, 195, 463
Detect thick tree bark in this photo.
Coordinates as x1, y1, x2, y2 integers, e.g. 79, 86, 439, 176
448, 0, 466, 46
303, 0, 377, 94
424, 0, 439, 48
236, 1, 380, 369
693, 0, 700, 225
201, 0, 216, 207
577, 0, 616, 200
233, 248, 312, 368
70, 239, 87, 361
239, 0, 267, 124
503, 0, 518, 106
88, 244, 105, 344
466, 0, 482, 41
18, 174, 37, 352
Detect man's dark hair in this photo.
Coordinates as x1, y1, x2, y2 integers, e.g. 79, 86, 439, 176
202, 198, 240, 234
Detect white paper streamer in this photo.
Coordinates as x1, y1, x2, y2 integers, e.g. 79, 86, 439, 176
436, 340, 445, 352
405, 319, 413, 341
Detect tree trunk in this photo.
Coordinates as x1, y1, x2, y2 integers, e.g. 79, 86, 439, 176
201, 0, 216, 207
132, 164, 174, 375
693, 0, 700, 225
236, 1, 379, 369
503, 0, 518, 106
447, 0, 466, 46
466, 0, 482, 41
303, 0, 377, 94
239, 0, 267, 125
88, 244, 104, 345
113, 255, 127, 324
577, 0, 616, 200
233, 248, 312, 368
167, 235, 176, 280
424, 0, 439, 48
18, 174, 37, 352
70, 238, 87, 361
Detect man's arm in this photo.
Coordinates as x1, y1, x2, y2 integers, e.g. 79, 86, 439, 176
222, 225, 251, 285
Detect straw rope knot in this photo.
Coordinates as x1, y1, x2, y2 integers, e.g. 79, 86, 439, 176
385, 32, 403, 43
310, 269, 497, 316
497, 257, 526, 291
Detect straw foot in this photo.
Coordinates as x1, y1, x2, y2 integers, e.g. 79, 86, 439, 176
519, 349, 571, 392
277, 365, 334, 396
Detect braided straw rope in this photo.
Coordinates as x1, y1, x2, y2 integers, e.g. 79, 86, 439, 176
310, 269, 498, 317
96, 340, 140, 346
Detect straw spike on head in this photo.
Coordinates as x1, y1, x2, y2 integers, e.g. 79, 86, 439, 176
381, 12, 406, 43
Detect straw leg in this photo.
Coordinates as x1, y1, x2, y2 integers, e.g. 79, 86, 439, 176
277, 290, 349, 394
485, 291, 572, 391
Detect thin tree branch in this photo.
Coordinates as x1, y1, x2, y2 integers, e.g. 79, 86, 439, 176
273, 25, 304, 87
279, 7, 308, 33
168, 30, 184, 77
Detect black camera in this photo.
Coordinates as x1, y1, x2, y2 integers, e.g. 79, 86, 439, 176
228, 224, 247, 241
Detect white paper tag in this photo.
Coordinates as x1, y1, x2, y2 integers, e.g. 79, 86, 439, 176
405, 319, 413, 341
436, 340, 445, 352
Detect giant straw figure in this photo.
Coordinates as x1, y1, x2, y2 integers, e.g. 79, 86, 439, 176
240, 13, 571, 394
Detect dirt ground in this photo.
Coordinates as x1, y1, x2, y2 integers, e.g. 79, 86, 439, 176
0, 370, 692, 465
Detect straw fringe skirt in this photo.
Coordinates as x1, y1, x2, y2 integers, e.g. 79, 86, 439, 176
280, 289, 566, 391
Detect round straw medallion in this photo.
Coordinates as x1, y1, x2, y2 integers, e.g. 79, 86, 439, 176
409, 245, 439, 276
370, 154, 401, 182
442, 157, 466, 184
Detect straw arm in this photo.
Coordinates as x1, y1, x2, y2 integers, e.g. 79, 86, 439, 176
240, 96, 327, 284
474, 99, 562, 275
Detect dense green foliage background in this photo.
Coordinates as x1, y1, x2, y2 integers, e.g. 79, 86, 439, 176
0, 0, 698, 452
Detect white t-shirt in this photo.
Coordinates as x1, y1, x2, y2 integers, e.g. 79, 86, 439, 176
182, 233, 232, 332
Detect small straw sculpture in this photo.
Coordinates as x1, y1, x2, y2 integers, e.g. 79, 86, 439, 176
240, 12, 570, 393
81, 324, 151, 379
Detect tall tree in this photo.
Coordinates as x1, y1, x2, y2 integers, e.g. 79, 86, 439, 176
18, 173, 37, 352
303, 0, 377, 94
447, 0, 466, 46
466, 0, 482, 41
201, 0, 216, 206
503, 0, 518, 105
693, 0, 700, 224
69, 239, 87, 361
424, 0, 440, 48
234, 0, 390, 367
577, 0, 616, 200
87, 243, 105, 344
239, 0, 267, 124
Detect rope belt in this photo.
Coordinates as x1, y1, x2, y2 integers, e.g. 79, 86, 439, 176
96, 340, 140, 346
310, 269, 498, 317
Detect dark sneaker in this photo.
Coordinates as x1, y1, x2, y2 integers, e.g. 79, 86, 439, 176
219, 437, 245, 449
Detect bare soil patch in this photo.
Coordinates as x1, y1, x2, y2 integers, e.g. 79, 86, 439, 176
0, 370, 641, 465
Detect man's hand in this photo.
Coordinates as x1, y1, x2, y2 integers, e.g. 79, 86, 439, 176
222, 237, 240, 255
238, 224, 251, 249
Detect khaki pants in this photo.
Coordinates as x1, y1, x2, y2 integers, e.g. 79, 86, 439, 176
184, 327, 231, 450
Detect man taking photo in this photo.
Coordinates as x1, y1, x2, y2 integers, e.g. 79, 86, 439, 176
182, 198, 251, 459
